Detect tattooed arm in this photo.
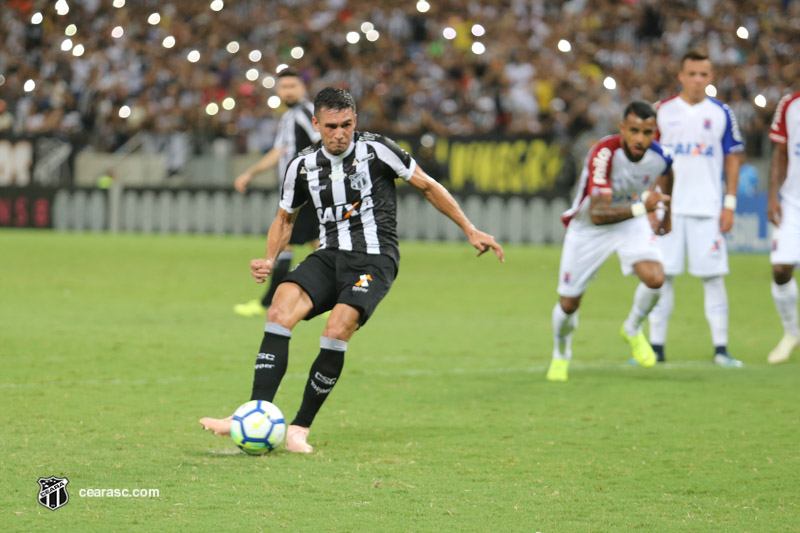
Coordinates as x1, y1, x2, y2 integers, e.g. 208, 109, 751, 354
589, 189, 671, 226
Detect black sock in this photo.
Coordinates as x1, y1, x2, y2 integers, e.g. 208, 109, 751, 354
291, 337, 346, 428
714, 345, 728, 356
250, 322, 291, 402
261, 251, 293, 307
652, 344, 665, 362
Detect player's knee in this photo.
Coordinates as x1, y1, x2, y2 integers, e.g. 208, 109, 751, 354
267, 283, 309, 326
644, 271, 665, 289
266, 303, 293, 327
773, 264, 794, 285
266, 296, 298, 327
559, 297, 580, 314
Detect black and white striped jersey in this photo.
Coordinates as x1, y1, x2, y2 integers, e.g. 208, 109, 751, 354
274, 100, 320, 177
279, 131, 417, 264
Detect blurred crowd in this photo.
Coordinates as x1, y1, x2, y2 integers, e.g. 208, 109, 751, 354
1, 0, 798, 161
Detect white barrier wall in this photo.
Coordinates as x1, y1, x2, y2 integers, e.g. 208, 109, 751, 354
51, 187, 569, 244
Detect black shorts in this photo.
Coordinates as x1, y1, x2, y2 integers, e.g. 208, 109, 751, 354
282, 249, 398, 326
289, 205, 319, 245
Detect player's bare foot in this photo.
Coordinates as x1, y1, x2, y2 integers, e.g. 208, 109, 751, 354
285, 425, 313, 453
199, 416, 233, 436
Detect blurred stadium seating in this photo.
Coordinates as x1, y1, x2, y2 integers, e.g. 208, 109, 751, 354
0, 0, 796, 249
2, 0, 797, 153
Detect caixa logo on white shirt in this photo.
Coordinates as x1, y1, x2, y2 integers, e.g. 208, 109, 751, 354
663, 142, 714, 157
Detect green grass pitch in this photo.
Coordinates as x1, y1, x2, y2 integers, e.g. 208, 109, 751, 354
1, 230, 798, 531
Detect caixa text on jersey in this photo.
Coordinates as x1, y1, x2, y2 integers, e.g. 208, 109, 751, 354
316, 196, 374, 223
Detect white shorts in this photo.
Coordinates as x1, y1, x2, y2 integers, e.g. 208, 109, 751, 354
771, 200, 800, 266
656, 215, 728, 277
557, 216, 663, 298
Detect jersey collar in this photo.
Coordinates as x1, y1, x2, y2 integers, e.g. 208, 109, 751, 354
678, 94, 708, 108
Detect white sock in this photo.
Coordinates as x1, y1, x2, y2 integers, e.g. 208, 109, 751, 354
703, 276, 729, 347
552, 302, 578, 359
771, 278, 800, 337
648, 275, 674, 345
624, 283, 662, 337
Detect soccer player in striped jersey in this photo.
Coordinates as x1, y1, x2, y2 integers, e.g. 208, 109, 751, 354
233, 69, 321, 318
201, 87, 504, 452
647, 50, 745, 367
548, 101, 673, 382
766, 90, 800, 363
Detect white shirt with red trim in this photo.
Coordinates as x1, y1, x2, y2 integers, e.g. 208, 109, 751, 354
769, 91, 800, 207
561, 134, 672, 228
655, 95, 744, 217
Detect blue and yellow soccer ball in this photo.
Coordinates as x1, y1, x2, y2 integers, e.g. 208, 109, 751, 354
230, 400, 286, 455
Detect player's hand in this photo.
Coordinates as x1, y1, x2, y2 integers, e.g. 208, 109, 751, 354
644, 191, 670, 212
647, 211, 659, 233
647, 211, 670, 235
467, 228, 504, 262
250, 258, 274, 283
234, 172, 253, 194
768, 196, 782, 227
657, 213, 671, 235
719, 208, 734, 233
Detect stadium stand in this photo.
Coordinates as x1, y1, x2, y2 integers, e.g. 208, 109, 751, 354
2, 0, 797, 161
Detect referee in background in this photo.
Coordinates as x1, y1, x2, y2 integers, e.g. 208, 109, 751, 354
233, 69, 321, 317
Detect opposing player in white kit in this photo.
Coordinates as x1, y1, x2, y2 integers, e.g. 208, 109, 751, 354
766, 91, 800, 364
547, 101, 673, 382
647, 50, 745, 367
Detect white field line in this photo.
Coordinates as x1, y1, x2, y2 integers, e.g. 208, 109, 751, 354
0, 360, 728, 389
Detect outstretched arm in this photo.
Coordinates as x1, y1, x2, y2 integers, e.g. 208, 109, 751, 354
251, 208, 298, 282
407, 165, 504, 262
235, 146, 283, 193
768, 143, 788, 227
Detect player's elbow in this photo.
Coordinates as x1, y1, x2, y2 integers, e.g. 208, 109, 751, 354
589, 211, 605, 225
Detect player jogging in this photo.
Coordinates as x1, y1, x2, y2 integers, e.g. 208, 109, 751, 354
647, 50, 745, 367
766, 90, 800, 364
547, 101, 673, 382
201, 87, 504, 452
233, 69, 321, 318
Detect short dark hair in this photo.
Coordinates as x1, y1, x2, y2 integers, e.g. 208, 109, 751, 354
681, 49, 710, 66
623, 100, 657, 121
314, 87, 356, 115
277, 68, 301, 80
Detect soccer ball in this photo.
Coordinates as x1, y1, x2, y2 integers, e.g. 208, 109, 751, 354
230, 400, 286, 455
